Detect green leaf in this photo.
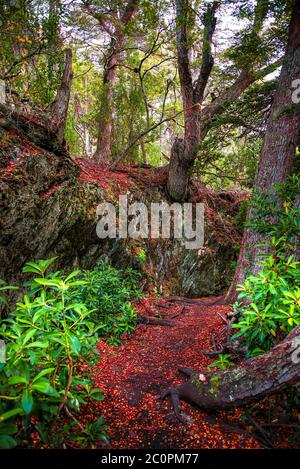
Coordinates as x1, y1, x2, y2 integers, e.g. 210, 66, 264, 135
21, 390, 33, 414
250, 303, 259, 313
23, 328, 37, 345
22, 257, 58, 275
90, 390, 104, 401
32, 367, 55, 383
31, 380, 51, 394
8, 376, 29, 385
0, 435, 18, 449
34, 278, 60, 287
26, 341, 49, 348
0, 408, 24, 423
69, 336, 81, 354
0, 423, 17, 435
65, 271, 81, 282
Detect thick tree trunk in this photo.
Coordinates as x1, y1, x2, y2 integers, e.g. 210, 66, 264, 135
162, 326, 300, 421
166, 0, 282, 201
49, 48, 73, 144
166, 0, 205, 201
166, 138, 193, 201
227, 0, 300, 300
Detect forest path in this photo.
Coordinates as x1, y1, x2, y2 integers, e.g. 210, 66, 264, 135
89, 300, 260, 449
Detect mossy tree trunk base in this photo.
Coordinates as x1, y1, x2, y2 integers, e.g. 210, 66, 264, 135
161, 326, 300, 423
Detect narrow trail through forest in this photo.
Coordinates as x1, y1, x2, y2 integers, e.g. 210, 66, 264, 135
86, 301, 262, 449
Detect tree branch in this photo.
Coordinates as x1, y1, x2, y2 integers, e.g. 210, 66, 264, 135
176, 0, 194, 107
110, 110, 184, 167
200, 57, 283, 137
194, 1, 219, 103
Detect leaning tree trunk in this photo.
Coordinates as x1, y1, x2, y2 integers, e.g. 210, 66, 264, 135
49, 48, 73, 144
162, 326, 300, 422
227, 0, 300, 300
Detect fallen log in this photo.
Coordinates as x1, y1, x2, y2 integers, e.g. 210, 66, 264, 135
161, 326, 300, 423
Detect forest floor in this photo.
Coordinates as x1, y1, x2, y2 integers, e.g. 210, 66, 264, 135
80, 299, 287, 449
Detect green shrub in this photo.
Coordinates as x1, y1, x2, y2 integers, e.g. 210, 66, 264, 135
232, 251, 300, 352
73, 262, 142, 345
0, 259, 142, 447
232, 175, 300, 354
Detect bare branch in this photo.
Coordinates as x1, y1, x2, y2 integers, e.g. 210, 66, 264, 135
110, 110, 184, 167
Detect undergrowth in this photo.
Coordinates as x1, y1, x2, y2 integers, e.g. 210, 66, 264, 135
232, 175, 300, 354
0, 259, 142, 448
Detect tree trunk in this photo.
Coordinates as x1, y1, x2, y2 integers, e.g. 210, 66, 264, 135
227, 0, 300, 300
166, 0, 204, 201
166, 0, 282, 201
94, 0, 139, 162
48, 0, 62, 78
49, 48, 73, 144
162, 326, 300, 421
94, 36, 122, 162
166, 137, 194, 201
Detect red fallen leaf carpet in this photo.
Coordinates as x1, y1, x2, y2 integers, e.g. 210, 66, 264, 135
84, 301, 269, 449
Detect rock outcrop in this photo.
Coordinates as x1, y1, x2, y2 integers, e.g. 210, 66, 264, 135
0, 104, 245, 297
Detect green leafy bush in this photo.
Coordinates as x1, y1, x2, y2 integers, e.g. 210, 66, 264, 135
73, 262, 142, 345
0, 259, 142, 447
233, 251, 300, 351
232, 175, 300, 353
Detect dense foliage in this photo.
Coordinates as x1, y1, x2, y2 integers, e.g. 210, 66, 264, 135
0, 0, 292, 187
232, 175, 300, 354
0, 258, 142, 448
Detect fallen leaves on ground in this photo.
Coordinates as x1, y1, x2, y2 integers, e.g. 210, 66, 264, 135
84, 299, 263, 449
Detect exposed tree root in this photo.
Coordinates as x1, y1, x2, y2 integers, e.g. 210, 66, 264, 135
203, 334, 248, 358
161, 326, 300, 423
170, 305, 186, 319
166, 295, 226, 307
138, 313, 174, 326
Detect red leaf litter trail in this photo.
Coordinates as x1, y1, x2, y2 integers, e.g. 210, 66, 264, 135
88, 301, 262, 449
